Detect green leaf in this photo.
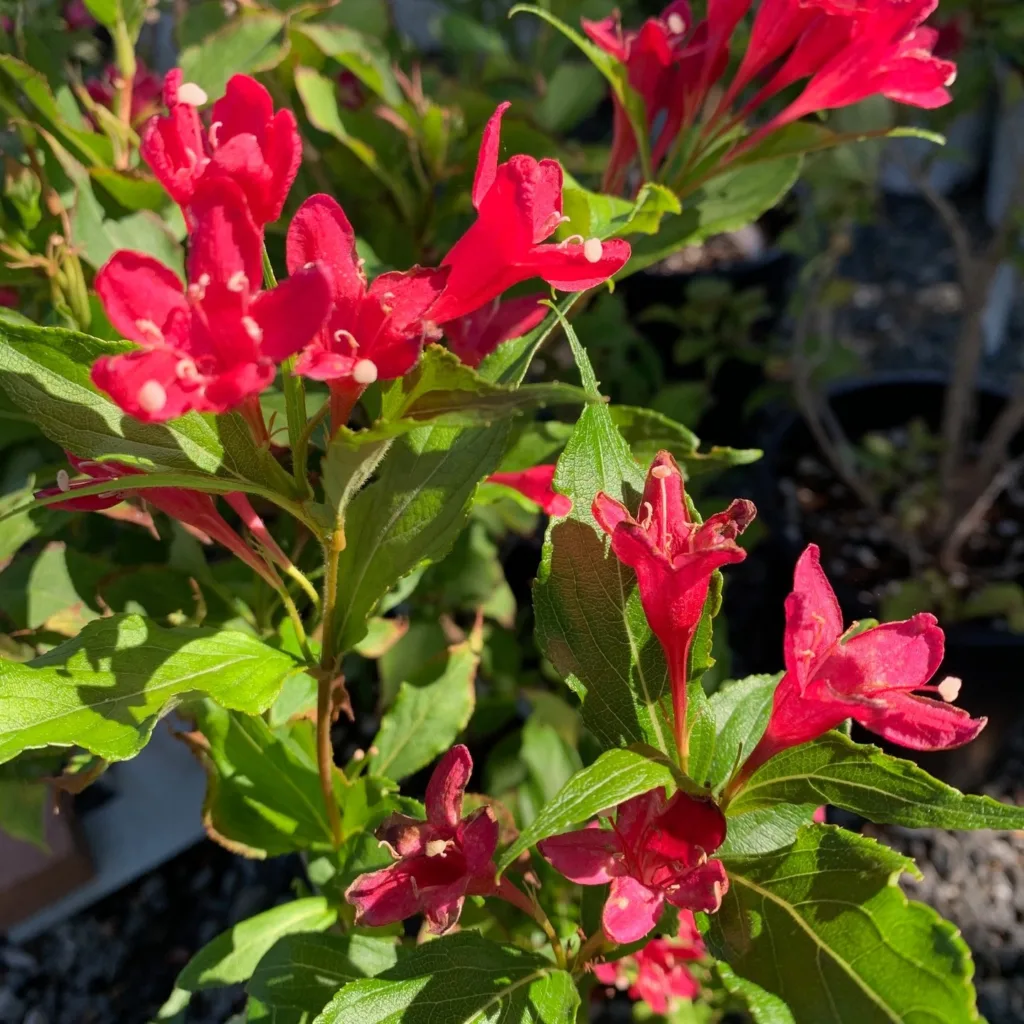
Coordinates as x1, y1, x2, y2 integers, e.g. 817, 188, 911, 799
624, 157, 802, 277
509, 4, 652, 180
178, 11, 288, 100
295, 22, 403, 107
249, 934, 400, 1017
560, 181, 681, 242
365, 345, 591, 443
533, 316, 672, 755
0, 755, 55, 848
187, 702, 335, 858
497, 748, 675, 872
90, 168, 170, 211
685, 678, 715, 787
369, 638, 477, 782
710, 825, 979, 1023
729, 731, 1024, 830
0, 615, 296, 765
716, 963, 795, 1024
313, 933, 578, 1024
535, 63, 604, 134
708, 674, 780, 793
719, 804, 819, 858
295, 67, 415, 223
156, 898, 337, 1021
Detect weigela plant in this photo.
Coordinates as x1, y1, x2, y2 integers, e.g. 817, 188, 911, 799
0, 2, 1020, 1022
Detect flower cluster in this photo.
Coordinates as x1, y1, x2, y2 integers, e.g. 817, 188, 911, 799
584, 0, 957, 189
89, 77, 630, 426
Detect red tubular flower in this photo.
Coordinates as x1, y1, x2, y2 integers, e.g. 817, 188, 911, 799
284, 194, 447, 396
141, 70, 301, 226
345, 746, 499, 934
593, 451, 755, 760
36, 455, 282, 588
487, 465, 572, 517
428, 103, 631, 324
582, 2, 695, 192
539, 788, 728, 944
443, 294, 547, 368
740, 544, 986, 780
592, 912, 705, 1012
91, 177, 332, 422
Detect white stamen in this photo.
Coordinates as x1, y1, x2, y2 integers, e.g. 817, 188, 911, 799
352, 748, 366, 761
640, 501, 654, 529
667, 12, 685, 33
367, 745, 379, 756
334, 328, 358, 349
425, 839, 449, 857
303, 262, 316, 270
651, 464, 672, 479
135, 318, 164, 343
615, 897, 629, 910
176, 82, 208, 107
57, 469, 70, 492
937, 676, 962, 703
241, 316, 263, 342
614, 978, 630, 991
227, 270, 248, 293
945, 68, 957, 86
176, 357, 199, 381
352, 358, 378, 384
185, 147, 198, 169
138, 380, 167, 414
583, 237, 604, 263
208, 121, 222, 148
559, 233, 585, 248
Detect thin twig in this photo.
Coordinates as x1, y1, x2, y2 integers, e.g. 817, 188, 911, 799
963, 375, 1024, 513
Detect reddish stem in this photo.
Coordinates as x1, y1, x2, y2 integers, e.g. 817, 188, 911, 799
328, 380, 367, 437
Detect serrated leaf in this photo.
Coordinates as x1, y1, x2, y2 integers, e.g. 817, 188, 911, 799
369, 639, 477, 781
249, 934, 400, 1017
718, 803, 819, 858
187, 702, 335, 858
717, 963, 795, 1024
685, 678, 715, 787
0, 615, 296, 765
313, 933, 578, 1024
624, 157, 802, 278
710, 825, 979, 1023
533, 318, 672, 755
497, 748, 676, 872
729, 731, 1024, 830
155, 898, 337, 1022
560, 181, 681, 241
708, 674, 780, 793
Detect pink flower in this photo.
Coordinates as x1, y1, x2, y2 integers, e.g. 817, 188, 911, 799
141, 70, 301, 226
345, 746, 499, 934
582, 2, 697, 191
443, 294, 546, 368
284, 194, 447, 393
593, 912, 705, 1013
91, 177, 332, 422
64, 0, 95, 30
593, 451, 755, 760
0, 287, 17, 308
428, 103, 631, 323
740, 545, 986, 779
36, 455, 284, 588
539, 788, 728, 944
487, 465, 572, 517
86, 62, 164, 125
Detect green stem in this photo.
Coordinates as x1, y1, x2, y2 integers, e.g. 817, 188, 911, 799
262, 246, 311, 497
496, 878, 567, 970
572, 931, 609, 976
278, 584, 314, 664
316, 527, 346, 846
284, 563, 321, 610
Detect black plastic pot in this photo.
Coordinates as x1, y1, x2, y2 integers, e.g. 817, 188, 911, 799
731, 372, 1024, 788
619, 248, 798, 448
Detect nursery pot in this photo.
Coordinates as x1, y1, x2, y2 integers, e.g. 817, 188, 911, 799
619, 245, 797, 448
737, 372, 1024, 787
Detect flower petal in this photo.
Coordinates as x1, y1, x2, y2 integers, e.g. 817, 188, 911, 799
91, 348, 199, 422
665, 857, 729, 914
459, 806, 499, 875
187, 177, 262, 297
286, 194, 366, 308
852, 691, 986, 751
602, 875, 664, 944
649, 790, 727, 861
425, 745, 473, 828
487, 466, 572, 517
249, 263, 334, 363
525, 238, 632, 291
212, 74, 274, 144
539, 822, 622, 884
783, 543, 844, 688
95, 251, 186, 346
345, 864, 422, 927
473, 102, 511, 209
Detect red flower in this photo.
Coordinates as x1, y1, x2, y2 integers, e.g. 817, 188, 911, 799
487, 465, 572, 517
285, 194, 447, 392
345, 746, 499, 934
539, 788, 728, 944
91, 177, 332, 422
593, 912, 704, 1012
87, 61, 164, 125
36, 456, 284, 588
0, 287, 17, 308
740, 545, 986, 779
593, 451, 754, 761
428, 103, 631, 323
141, 70, 301, 226
64, 0, 95, 30
443, 294, 547, 368
582, 2, 695, 192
